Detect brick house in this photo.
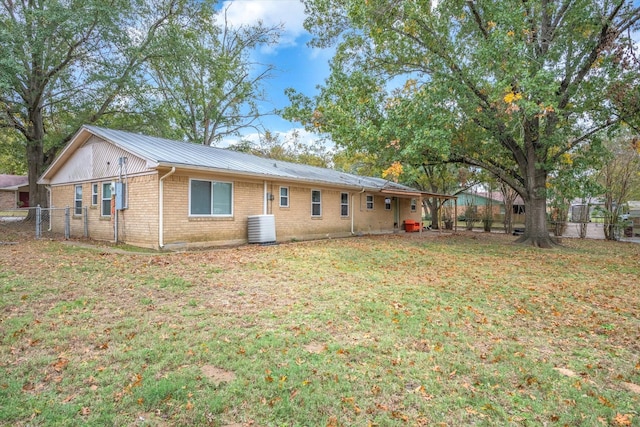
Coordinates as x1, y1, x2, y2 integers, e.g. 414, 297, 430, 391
39, 126, 430, 249
0, 175, 29, 209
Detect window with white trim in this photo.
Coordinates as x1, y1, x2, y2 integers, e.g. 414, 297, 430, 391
190, 179, 233, 216
74, 185, 83, 215
340, 192, 349, 217
91, 183, 98, 206
385, 198, 392, 210
311, 190, 321, 217
280, 186, 289, 207
366, 195, 374, 210
101, 182, 112, 217
411, 198, 417, 212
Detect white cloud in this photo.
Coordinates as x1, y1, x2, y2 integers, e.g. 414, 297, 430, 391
217, 0, 307, 52
220, 127, 331, 150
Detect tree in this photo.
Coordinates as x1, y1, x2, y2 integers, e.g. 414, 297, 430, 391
148, 3, 283, 145
598, 134, 640, 240
0, 0, 185, 209
228, 130, 333, 167
287, 0, 640, 247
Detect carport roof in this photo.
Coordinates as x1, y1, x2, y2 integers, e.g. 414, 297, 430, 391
41, 125, 452, 199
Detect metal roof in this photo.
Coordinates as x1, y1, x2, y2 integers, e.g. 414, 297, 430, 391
83, 125, 424, 194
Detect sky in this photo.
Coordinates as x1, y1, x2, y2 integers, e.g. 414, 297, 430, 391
217, 0, 333, 147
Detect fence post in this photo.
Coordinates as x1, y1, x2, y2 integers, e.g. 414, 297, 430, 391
35, 205, 41, 239
83, 206, 88, 237
65, 206, 70, 239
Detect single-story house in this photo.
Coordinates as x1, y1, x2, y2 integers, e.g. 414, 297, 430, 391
38, 125, 439, 250
0, 174, 29, 210
448, 191, 525, 220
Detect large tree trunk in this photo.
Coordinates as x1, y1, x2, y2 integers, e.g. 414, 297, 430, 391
26, 107, 49, 215
515, 169, 558, 248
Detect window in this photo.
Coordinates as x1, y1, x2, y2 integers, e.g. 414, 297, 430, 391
513, 205, 525, 215
411, 198, 417, 212
91, 183, 98, 206
74, 185, 83, 215
190, 179, 233, 216
340, 193, 349, 217
366, 195, 374, 210
385, 198, 392, 210
280, 186, 289, 207
311, 190, 321, 217
101, 182, 112, 216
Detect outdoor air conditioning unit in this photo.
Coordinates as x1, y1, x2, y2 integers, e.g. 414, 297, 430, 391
247, 214, 276, 244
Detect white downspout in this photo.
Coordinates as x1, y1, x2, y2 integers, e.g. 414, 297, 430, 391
158, 167, 176, 249
351, 188, 366, 234
264, 181, 268, 215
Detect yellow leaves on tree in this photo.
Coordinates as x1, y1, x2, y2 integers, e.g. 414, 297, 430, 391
382, 161, 403, 183
503, 92, 523, 104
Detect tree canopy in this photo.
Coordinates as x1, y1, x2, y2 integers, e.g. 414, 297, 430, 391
0, 0, 281, 207
286, 0, 640, 247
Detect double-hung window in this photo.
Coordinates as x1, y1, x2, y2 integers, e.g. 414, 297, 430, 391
411, 198, 417, 212
280, 187, 289, 207
74, 185, 83, 215
340, 192, 349, 217
101, 182, 112, 217
91, 183, 98, 206
190, 179, 233, 216
366, 195, 374, 210
385, 198, 392, 210
311, 190, 321, 217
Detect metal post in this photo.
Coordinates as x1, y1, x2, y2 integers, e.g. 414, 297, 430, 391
35, 205, 41, 239
65, 206, 70, 239
83, 206, 88, 237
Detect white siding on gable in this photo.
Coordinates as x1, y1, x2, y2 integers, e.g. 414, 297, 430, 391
48, 136, 150, 184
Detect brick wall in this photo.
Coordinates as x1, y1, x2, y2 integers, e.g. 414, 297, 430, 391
50, 174, 159, 248
51, 170, 424, 250
162, 174, 423, 248
0, 190, 16, 210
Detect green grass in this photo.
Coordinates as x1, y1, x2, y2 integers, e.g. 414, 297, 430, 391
0, 233, 638, 426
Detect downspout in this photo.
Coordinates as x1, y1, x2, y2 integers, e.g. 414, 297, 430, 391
45, 185, 52, 231
158, 167, 176, 249
264, 181, 268, 215
351, 188, 366, 234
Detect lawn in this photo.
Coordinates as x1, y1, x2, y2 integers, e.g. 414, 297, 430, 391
0, 230, 638, 426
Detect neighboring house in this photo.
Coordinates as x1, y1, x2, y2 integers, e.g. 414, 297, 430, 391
39, 126, 434, 250
0, 175, 29, 210
450, 191, 525, 220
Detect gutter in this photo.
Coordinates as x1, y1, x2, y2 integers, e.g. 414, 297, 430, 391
158, 167, 176, 249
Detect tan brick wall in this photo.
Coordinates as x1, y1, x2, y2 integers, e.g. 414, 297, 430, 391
51, 170, 424, 249
0, 190, 16, 209
50, 174, 159, 248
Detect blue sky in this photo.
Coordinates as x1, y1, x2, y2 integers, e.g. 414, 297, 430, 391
220, 0, 640, 147
218, 0, 332, 147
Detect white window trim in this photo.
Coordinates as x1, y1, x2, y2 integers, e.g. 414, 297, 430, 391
101, 182, 112, 217
366, 194, 374, 210
340, 192, 349, 217
91, 183, 98, 206
279, 186, 289, 208
411, 198, 417, 212
188, 178, 234, 217
311, 189, 322, 217
74, 184, 83, 216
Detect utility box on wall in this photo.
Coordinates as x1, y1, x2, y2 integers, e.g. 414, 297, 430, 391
115, 182, 127, 210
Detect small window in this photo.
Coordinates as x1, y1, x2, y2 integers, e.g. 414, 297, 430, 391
190, 179, 233, 216
74, 185, 83, 216
340, 192, 349, 217
311, 190, 321, 217
101, 182, 112, 217
411, 198, 417, 212
280, 186, 289, 207
366, 195, 374, 210
385, 198, 392, 210
91, 183, 98, 206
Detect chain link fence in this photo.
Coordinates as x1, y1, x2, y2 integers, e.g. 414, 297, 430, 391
0, 206, 89, 243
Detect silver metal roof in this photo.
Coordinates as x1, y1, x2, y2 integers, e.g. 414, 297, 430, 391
84, 125, 423, 195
